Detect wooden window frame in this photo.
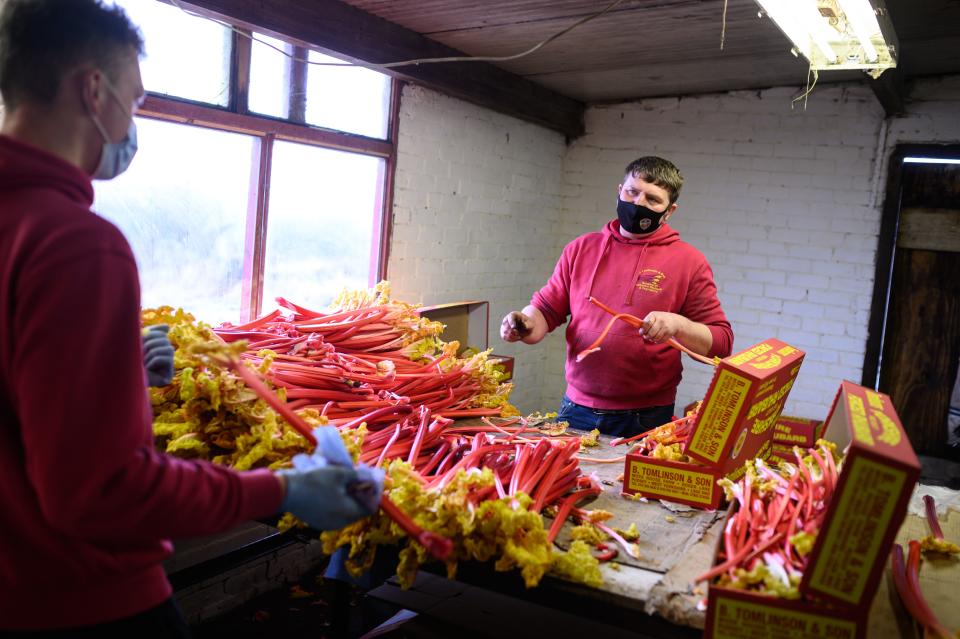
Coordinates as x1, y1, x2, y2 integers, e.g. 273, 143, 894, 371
135, 22, 401, 320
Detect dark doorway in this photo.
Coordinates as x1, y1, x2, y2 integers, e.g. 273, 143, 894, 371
863, 145, 960, 478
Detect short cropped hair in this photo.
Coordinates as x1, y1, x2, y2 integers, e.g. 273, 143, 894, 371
624, 156, 683, 204
0, 0, 143, 109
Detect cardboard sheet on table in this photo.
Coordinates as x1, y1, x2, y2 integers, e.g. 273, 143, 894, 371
868, 489, 960, 638
551, 434, 723, 573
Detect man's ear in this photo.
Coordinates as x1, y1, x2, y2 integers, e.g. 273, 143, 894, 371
663, 202, 679, 222
79, 68, 107, 116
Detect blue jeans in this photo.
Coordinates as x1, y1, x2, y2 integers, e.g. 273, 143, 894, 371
557, 395, 674, 438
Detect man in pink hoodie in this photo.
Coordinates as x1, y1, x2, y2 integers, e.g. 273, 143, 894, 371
0, 1, 376, 635
501, 157, 733, 437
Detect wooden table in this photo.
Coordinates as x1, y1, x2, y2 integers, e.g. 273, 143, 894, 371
369, 430, 725, 637
370, 431, 960, 638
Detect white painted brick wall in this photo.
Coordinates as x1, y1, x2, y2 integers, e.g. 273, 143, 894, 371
389, 84, 567, 413
394, 75, 960, 421
554, 77, 960, 422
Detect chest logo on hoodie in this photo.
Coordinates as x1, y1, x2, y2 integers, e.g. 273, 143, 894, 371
636, 269, 666, 294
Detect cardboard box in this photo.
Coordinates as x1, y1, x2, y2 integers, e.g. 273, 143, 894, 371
768, 441, 806, 466
622, 339, 803, 508
622, 455, 726, 509
684, 338, 805, 478
774, 415, 823, 448
799, 380, 920, 609
417, 301, 490, 355
417, 300, 514, 379
706, 583, 867, 639
704, 380, 920, 638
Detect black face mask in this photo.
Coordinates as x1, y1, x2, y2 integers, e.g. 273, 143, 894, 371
617, 198, 667, 234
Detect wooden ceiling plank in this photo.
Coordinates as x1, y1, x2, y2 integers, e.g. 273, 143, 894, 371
180, 0, 585, 137
345, 0, 709, 34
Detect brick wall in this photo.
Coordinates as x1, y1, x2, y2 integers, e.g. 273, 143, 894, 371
392, 76, 960, 421
389, 84, 567, 412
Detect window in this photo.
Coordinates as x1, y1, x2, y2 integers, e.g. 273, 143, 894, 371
248, 34, 392, 138
249, 33, 291, 119
305, 51, 391, 138
262, 142, 385, 311
119, 0, 231, 106
96, 1, 398, 323
94, 118, 257, 324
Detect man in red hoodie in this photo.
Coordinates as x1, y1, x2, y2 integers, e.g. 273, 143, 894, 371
501, 157, 733, 437
0, 1, 376, 635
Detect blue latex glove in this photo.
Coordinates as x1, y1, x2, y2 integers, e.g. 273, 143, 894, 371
142, 324, 175, 387
277, 426, 383, 530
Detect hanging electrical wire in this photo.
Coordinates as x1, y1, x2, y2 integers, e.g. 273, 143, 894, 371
166, 0, 629, 69
791, 66, 820, 109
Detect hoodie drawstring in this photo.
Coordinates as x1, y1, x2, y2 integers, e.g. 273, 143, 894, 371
585, 233, 613, 301
624, 243, 649, 306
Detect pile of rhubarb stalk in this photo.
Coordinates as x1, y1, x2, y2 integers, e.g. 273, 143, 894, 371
694, 440, 842, 599
213, 281, 516, 423
144, 285, 630, 589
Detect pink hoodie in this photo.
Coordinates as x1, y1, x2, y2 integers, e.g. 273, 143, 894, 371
533, 220, 732, 410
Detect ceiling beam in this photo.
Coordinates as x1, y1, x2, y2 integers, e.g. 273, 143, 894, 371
867, 65, 907, 117
179, 0, 585, 138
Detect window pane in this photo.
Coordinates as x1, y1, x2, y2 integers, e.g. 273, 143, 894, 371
93, 117, 258, 324
115, 0, 231, 106
262, 141, 383, 310
306, 51, 391, 138
249, 33, 290, 119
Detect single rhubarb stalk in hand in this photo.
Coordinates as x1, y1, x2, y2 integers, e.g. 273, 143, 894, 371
584, 296, 717, 366
226, 357, 317, 446
379, 494, 453, 561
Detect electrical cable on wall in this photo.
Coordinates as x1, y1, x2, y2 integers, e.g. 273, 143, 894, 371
167, 0, 628, 70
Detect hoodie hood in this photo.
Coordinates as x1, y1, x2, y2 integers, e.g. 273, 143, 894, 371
0, 135, 93, 207
602, 218, 680, 246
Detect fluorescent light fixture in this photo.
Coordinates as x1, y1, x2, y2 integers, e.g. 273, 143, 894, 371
903, 157, 960, 165
754, 0, 898, 77
837, 0, 881, 62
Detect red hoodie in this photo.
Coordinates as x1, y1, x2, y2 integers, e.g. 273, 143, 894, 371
533, 220, 733, 410
0, 135, 283, 630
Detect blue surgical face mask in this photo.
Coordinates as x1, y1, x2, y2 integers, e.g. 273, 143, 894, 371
88, 76, 138, 180
90, 119, 137, 180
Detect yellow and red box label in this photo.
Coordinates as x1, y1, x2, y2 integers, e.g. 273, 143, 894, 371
774, 415, 822, 447
801, 380, 920, 609
622, 456, 724, 509
685, 339, 805, 475
706, 587, 865, 639
805, 457, 907, 603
